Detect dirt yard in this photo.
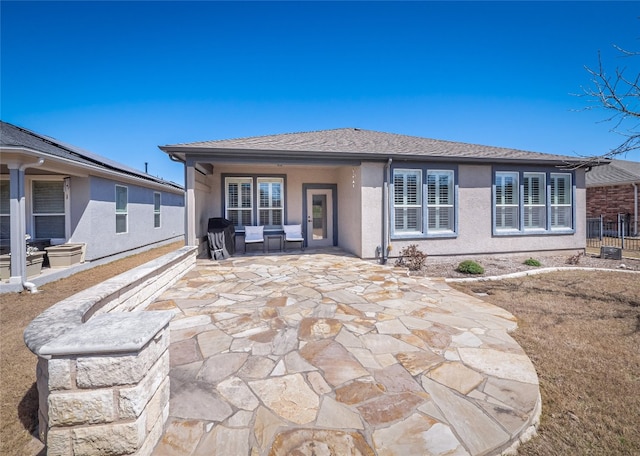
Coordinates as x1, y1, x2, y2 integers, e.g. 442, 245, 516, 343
452, 271, 640, 455
0, 241, 183, 455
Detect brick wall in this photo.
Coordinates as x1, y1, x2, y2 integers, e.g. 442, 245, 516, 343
586, 185, 636, 221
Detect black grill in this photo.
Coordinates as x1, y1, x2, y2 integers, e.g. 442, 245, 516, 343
207, 218, 235, 259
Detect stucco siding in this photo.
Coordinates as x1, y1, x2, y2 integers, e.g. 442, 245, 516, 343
359, 162, 384, 259
72, 177, 184, 261
337, 165, 363, 257
361, 164, 586, 258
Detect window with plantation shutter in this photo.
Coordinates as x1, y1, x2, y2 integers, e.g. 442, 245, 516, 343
495, 172, 519, 230
494, 170, 574, 234
33, 181, 65, 238
257, 178, 283, 229
550, 173, 572, 229
393, 169, 422, 234
225, 177, 253, 229
523, 173, 546, 229
427, 170, 454, 232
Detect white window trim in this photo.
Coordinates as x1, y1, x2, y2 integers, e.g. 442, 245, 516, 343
550, 173, 573, 230
393, 169, 423, 235
427, 170, 455, 233
495, 172, 520, 232
493, 170, 575, 235
26, 176, 69, 242
391, 167, 457, 239
115, 184, 128, 234
153, 192, 161, 228
523, 172, 546, 231
225, 177, 254, 230
257, 177, 284, 229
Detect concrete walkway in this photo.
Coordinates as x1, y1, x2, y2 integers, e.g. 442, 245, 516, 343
149, 248, 540, 456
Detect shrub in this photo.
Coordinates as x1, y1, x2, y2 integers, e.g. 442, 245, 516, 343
523, 258, 542, 267
395, 244, 427, 271
456, 260, 485, 275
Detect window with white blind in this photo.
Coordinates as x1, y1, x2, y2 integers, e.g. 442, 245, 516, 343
427, 170, 454, 232
115, 185, 128, 234
32, 181, 65, 238
225, 177, 254, 229
0, 180, 9, 241
393, 169, 422, 234
523, 172, 546, 229
257, 178, 283, 229
494, 170, 574, 234
550, 173, 572, 229
495, 172, 519, 231
153, 192, 161, 228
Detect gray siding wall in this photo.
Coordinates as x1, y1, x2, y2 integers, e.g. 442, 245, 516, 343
69, 176, 184, 261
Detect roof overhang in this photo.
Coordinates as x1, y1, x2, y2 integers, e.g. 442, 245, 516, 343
1, 146, 184, 193
159, 146, 583, 168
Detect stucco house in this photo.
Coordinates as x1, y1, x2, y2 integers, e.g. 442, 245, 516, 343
0, 121, 184, 291
159, 128, 587, 261
586, 159, 640, 236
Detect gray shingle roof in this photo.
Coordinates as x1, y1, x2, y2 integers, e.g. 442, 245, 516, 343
586, 159, 640, 186
1, 121, 183, 190
160, 128, 582, 164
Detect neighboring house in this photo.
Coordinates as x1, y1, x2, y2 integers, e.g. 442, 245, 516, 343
0, 121, 184, 289
586, 159, 640, 236
159, 128, 587, 260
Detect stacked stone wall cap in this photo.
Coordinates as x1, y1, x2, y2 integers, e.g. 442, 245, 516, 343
39, 311, 173, 357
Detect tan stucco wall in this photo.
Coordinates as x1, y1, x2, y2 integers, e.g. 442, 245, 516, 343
191, 162, 586, 259
373, 164, 587, 258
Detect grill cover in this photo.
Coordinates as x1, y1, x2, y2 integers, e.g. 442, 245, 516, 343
207, 218, 235, 259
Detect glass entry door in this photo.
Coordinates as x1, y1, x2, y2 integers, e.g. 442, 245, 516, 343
306, 189, 334, 248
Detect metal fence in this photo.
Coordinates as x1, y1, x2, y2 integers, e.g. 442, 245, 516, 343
586, 215, 640, 251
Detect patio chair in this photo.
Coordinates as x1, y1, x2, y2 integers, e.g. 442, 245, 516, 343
244, 225, 265, 253
283, 224, 304, 250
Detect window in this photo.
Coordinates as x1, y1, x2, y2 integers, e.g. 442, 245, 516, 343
115, 185, 128, 234
427, 170, 454, 232
258, 178, 283, 229
0, 180, 9, 241
33, 181, 65, 238
550, 173, 572, 229
225, 177, 253, 229
523, 172, 546, 229
495, 172, 519, 231
394, 169, 422, 233
494, 170, 574, 234
154, 192, 161, 228
391, 167, 456, 237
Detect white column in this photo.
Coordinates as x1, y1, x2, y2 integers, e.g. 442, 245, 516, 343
185, 162, 197, 246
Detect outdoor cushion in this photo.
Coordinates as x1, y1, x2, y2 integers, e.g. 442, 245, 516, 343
283, 224, 303, 241
244, 226, 264, 243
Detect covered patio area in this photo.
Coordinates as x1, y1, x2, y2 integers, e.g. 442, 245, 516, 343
150, 249, 540, 455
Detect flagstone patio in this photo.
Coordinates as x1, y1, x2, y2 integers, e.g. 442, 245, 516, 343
148, 248, 540, 456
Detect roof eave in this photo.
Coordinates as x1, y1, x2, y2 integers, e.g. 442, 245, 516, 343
158, 146, 582, 167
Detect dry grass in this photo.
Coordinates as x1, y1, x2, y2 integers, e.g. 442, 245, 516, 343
452, 271, 640, 455
0, 241, 183, 455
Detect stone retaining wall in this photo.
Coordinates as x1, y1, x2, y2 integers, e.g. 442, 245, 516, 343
24, 246, 197, 456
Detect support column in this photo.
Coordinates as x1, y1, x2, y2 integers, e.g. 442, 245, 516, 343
8, 165, 26, 283
6, 158, 44, 286
184, 161, 197, 246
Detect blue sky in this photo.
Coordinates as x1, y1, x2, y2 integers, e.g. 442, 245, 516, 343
2, 1, 639, 185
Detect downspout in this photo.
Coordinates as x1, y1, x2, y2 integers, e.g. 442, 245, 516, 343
381, 158, 392, 264
19, 158, 44, 293
633, 182, 638, 236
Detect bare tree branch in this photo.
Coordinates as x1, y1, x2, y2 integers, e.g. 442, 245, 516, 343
575, 45, 640, 166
